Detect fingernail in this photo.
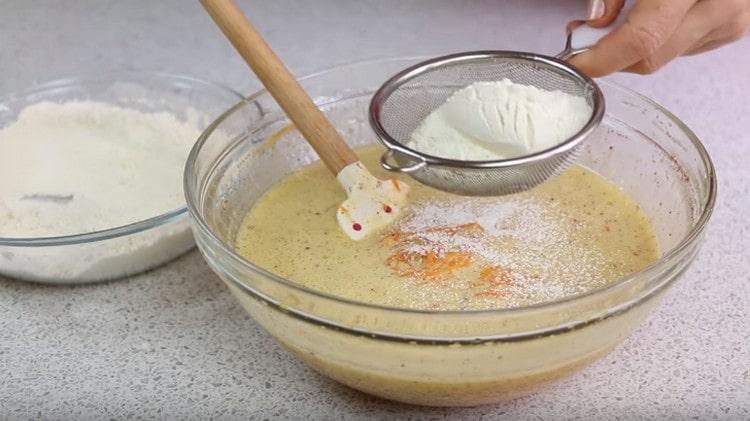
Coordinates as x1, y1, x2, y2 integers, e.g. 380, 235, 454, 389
587, 0, 605, 20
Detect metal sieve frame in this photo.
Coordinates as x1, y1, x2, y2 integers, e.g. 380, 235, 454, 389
368, 50, 605, 194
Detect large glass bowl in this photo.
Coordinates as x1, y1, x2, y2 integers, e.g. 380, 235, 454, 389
185, 58, 715, 407
0, 72, 243, 284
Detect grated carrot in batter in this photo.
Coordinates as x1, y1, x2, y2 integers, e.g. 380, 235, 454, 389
382, 223, 482, 283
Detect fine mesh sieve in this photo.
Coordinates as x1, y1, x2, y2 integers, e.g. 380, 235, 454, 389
369, 49, 604, 196
362, 0, 654, 199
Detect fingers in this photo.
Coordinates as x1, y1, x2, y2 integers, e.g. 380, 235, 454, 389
569, 0, 697, 77
624, 1, 715, 74
626, 0, 750, 72
686, 2, 750, 55
587, 0, 626, 27
566, 0, 622, 33
686, 37, 740, 56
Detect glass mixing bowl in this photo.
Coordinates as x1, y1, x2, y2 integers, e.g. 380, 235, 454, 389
185, 58, 715, 406
0, 72, 243, 284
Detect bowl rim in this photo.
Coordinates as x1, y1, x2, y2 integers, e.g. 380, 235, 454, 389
0, 71, 244, 247
185, 57, 717, 319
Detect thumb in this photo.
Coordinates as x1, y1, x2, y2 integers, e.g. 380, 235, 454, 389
587, 0, 626, 27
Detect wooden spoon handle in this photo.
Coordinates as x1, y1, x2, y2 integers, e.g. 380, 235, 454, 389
201, 0, 359, 175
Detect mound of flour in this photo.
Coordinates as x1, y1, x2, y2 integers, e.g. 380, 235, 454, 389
0, 100, 204, 282
0, 100, 202, 237
409, 79, 592, 160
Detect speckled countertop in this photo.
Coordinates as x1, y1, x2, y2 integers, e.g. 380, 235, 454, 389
1, 1, 748, 419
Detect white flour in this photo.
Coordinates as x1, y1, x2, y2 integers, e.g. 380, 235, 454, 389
0, 100, 201, 236
0, 100, 205, 282
409, 79, 592, 160
389, 196, 606, 307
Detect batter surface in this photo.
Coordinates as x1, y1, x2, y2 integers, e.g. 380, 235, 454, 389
236, 146, 658, 311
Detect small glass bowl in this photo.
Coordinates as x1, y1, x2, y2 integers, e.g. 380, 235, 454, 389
0, 72, 243, 284
185, 58, 716, 406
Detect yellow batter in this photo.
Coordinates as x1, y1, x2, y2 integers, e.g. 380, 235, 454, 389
236, 146, 658, 311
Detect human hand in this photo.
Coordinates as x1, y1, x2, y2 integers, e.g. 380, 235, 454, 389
569, 0, 750, 76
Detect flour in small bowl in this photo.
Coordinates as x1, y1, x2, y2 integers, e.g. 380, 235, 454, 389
0, 100, 208, 283
0, 100, 202, 237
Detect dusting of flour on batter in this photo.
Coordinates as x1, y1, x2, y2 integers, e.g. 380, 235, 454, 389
385, 196, 607, 307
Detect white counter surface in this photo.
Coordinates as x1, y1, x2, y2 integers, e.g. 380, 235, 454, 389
1, 1, 748, 419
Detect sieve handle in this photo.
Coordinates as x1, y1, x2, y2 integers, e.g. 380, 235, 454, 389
201, 0, 359, 175
559, 0, 636, 60
380, 149, 427, 173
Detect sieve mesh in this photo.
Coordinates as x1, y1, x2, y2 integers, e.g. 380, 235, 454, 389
369, 52, 604, 196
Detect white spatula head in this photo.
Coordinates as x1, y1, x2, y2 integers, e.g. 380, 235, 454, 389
336, 162, 410, 240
